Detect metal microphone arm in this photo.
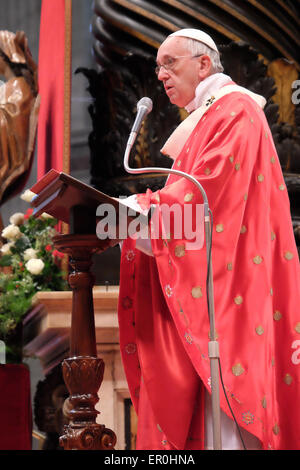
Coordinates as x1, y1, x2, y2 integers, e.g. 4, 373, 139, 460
123, 120, 222, 450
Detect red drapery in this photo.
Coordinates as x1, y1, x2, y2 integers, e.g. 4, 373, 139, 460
37, 0, 71, 179
0, 364, 32, 450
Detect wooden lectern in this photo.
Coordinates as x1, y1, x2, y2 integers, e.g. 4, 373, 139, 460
30, 170, 145, 450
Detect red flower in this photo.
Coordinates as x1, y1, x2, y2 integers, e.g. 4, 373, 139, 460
45, 244, 53, 252
24, 208, 34, 220
52, 249, 64, 259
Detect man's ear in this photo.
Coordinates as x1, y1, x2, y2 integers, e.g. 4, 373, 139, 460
198, 55, 212, 80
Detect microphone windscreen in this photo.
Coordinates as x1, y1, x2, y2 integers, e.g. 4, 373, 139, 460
137, 97, 153, 114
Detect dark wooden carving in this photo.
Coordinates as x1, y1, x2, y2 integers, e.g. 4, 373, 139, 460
77, 54, 178, 197
52, 234, 117, 450
91, 0, 300, 70
220, 42, 300, 171
34, 365, 69, 450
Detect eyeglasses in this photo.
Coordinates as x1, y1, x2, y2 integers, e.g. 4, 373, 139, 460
155, 54, 203, 76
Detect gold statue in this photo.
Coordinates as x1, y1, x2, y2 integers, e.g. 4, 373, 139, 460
0, 30, 39, 207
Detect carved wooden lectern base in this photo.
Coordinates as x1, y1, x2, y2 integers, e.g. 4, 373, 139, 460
53, 233, 117, 450
30, 170, 133, 449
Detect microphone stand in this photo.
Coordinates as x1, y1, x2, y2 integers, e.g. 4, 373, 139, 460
124, 129, 222, 450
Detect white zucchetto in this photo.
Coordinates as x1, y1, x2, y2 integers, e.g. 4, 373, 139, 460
168, 28, 219, 53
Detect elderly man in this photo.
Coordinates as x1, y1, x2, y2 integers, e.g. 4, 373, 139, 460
117, 29, 300, 450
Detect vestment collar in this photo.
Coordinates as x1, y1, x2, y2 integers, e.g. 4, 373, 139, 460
184, 73, 232, 113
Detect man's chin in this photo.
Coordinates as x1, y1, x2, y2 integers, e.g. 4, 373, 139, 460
169, 97, 186, 108
166, 90, 186, 108
168, 93, 180, 106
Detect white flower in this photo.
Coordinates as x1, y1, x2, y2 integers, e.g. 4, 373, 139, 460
40, 212, 54, 219
23, 248, 38, 261
1, 224, 22, 240
20, 189, 36, 203
9, 212, 24, 226
25, 258, 45, 275
0, 242, 14, 255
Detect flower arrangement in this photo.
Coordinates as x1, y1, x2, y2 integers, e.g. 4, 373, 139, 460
0, 189, 69, 361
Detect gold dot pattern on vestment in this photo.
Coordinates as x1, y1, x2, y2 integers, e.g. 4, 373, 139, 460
240, 225, 247, 234
271, 231, 276, 241
295, 323, 300, 334
270, 156, 275, 164
165, 285, 173, 297
184, 192, 194, 202
232, 363, 244, 376
177, 160, 181, 167
234, 295, 243, 305
284, 251, 294, 260
175, 244, 185, 258
191, 286, 203, 298
185, 332, 193, 344
261, 396, 267, 409
235, 163, 240, 171
274, 310, 282, 321
216, 224, 224, 233
125, 343, 136, 354
255, 325, 264, 335
257, 174, 264, 182
227, 262, 233, 271
273, 424, 280, 435
244, 193, 248, 201
204, 167, 211, 175
230, 111, 236, 117
253, 255, 263, 264
229, 155, 234, 163
279, 184, 285, 191
284, 374, 293, 385
242, 411, 254, 425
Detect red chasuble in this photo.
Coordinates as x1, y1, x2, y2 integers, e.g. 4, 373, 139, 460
118, 88, 300, 450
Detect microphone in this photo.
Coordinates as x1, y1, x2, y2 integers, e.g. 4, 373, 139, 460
125, 97, 208, 206
127, 97, 153, 147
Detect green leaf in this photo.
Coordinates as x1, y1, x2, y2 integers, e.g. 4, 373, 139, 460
14, 235, 31, 252
0, 255, 12, 266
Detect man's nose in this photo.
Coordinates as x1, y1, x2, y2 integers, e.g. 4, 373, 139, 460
157, 66, 170, 81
